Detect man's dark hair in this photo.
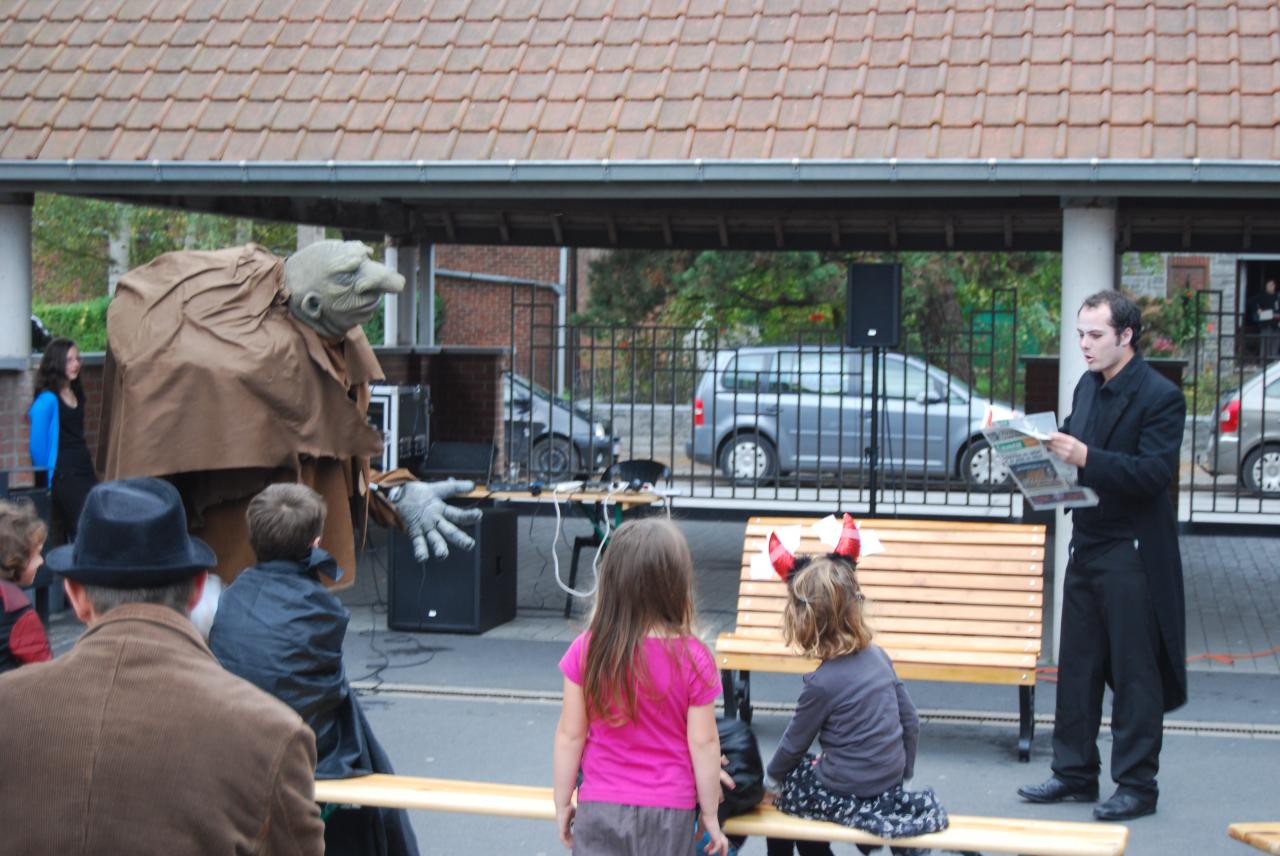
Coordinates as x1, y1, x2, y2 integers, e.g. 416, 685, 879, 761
246, 484, 326, 563
1081, 290, 1142, 349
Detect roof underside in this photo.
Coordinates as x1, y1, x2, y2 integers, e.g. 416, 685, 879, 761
3, 1, 1280, 251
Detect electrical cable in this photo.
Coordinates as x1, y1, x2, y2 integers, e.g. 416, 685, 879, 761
552, 484, 599, 599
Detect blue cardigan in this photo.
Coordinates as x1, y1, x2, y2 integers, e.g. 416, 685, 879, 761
27, 390, 59, 479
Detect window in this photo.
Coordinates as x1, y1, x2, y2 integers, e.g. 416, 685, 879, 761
863, 355, 929, 400
776, 352, 851, 395
720, 354, 771, 393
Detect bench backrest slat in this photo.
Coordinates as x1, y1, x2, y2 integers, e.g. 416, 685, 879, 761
728, 517, 1048, 669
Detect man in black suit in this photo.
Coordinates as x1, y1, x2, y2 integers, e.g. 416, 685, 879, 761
1018, 290, 1187, 822
1248, 278, 1280, 362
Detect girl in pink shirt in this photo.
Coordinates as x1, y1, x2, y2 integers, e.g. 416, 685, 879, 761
553, 519, 728, 856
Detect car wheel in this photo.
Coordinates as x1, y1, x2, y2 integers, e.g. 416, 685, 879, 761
530, 436, 581, 482
959, 438, 1011, 491
1241, 444, 1280, 496
718, 433, 777, 485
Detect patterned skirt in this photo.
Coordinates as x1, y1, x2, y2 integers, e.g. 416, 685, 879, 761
774, 755, 949, 856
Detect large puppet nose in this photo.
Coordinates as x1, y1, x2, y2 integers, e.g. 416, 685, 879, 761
357, 265, 405, 296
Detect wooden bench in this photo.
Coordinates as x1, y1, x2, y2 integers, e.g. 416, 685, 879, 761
314, 774, 1129, 855
1230, 823, 1280, 854
716, 516, 1047, 760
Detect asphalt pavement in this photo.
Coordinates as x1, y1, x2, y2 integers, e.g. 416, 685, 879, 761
334, 514, 1280, 855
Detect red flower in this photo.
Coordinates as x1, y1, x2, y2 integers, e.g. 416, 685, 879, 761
809, 312, 827, 322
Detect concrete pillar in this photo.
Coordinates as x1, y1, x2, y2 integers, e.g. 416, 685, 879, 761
386, 242, 417, 346
0, 197, 33, 366
296, 224, 326, 250
419, 245, 436, 348
383, 241, 399, 346
1054, 202, 1117, 659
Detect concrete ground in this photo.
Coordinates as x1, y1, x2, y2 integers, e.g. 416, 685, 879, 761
330, 512, 1280, 855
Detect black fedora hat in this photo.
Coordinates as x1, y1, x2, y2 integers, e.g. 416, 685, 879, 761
45, 478, 216, 586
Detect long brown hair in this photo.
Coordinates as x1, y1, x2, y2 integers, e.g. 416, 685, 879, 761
581, 518, 703, 726
783, 555, 872, 661
34, 337, 82, 400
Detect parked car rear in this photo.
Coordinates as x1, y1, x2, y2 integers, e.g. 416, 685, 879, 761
687, 347, 1018, 488
1198, 361, 1280, 495
504, 372, 620, 480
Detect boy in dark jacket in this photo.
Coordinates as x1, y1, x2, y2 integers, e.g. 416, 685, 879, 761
210, 483, 418, 856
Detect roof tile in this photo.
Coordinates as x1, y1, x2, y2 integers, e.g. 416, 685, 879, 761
3, 0, 1276, 162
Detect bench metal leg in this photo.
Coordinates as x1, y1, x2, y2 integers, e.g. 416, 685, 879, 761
564, 535, 599, 618
1018, 684, 1035, 762
720, 669, 753, 724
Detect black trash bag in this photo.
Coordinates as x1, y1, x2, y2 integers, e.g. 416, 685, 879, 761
718, 717, 765, 824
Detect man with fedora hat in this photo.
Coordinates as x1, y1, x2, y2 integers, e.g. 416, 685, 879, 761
0, 478, 324, 854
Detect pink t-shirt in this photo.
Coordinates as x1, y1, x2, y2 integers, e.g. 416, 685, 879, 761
560, 631, 720, 809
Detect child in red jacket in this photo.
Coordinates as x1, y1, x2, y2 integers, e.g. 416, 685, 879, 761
0, 500, 52, 672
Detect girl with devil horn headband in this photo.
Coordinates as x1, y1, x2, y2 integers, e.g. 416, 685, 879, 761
761, 514, 950, 856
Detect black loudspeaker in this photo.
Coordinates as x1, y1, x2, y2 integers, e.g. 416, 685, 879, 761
846, 263, 902, 348
387, 507, 516, 634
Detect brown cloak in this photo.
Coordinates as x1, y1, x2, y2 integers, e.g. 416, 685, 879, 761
98, 244, 385, 587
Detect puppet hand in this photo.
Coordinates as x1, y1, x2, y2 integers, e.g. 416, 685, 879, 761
390, 479, 484, 562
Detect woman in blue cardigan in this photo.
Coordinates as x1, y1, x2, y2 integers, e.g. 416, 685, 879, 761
28, 338, 97, 538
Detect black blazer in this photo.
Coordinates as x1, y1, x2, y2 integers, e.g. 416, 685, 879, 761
1063, 354, 1188, 712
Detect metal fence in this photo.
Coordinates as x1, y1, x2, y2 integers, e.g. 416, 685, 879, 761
1181, 290, 1280, 523
498, 282, 1280, 522
505, 285, 1026, 517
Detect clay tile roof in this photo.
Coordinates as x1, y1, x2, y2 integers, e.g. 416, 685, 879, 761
3, 0, 1280, 163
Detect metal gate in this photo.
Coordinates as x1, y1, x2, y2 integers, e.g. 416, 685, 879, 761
1182, 290, 1280, 523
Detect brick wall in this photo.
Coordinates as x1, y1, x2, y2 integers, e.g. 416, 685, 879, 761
435, 244, 560, 284
434, 244, 562, 390
372, 348, 508, 455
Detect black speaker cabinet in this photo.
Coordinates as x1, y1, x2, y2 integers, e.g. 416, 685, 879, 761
387, 507, 517, 634
846, 263, 902, 348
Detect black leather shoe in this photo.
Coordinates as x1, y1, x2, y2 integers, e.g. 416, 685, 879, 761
1017, 777, 1099, 804
1093, 791, 1157, 821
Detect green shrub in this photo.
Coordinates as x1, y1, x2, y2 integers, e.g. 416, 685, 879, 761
33, 296, 111, 353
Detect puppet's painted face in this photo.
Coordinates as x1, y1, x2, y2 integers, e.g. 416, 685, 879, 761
284, 240, 405, 339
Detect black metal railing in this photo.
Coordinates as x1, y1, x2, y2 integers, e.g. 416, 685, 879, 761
1182, 289, 1280, 521
503, 285, 1027, 516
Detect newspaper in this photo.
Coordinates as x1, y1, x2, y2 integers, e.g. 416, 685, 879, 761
981, 412, 1099, 511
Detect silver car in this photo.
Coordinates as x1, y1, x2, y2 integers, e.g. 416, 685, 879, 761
687, 347, 1017, 488
1198, 361, 1280, 495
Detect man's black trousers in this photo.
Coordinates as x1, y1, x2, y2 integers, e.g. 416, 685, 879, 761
1051, 539, 1164, 799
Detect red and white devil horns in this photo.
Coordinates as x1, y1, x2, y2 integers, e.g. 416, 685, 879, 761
768, 532, 796, 581
833, 513, 862, 562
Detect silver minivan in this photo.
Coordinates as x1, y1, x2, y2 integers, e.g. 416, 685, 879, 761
687, 347, 1017, 488
1198, 361, 1280, 495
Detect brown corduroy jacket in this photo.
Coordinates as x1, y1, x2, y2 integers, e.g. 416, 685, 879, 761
0, 603, 324, 855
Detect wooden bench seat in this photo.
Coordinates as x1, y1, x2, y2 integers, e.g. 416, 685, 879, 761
1230, 823, 1280, 854
717, 516, 1047, 760
314, 774, 1128, 855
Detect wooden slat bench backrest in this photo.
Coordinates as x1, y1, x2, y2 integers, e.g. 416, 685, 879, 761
718, 516, 1047, 683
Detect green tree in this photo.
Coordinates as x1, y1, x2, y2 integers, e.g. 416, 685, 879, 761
32, 193, 298, 303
